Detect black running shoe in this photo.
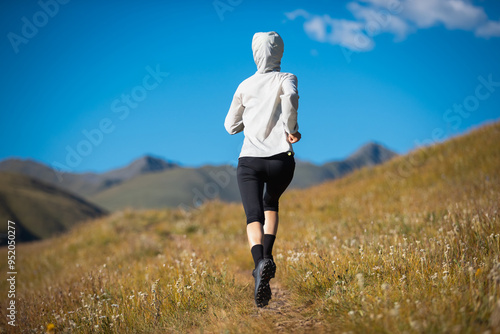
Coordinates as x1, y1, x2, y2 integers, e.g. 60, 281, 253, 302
263, 257, 276, 280
253, 259, 272, 307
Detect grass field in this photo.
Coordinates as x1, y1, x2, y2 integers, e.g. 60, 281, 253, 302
1, 121, 499, 333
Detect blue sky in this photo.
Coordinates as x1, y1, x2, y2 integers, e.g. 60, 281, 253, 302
1, 0, 499, 172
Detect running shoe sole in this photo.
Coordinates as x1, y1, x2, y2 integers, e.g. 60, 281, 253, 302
262, 259, 276, 280
255, 280, 271, 307
253, 259, 273, 307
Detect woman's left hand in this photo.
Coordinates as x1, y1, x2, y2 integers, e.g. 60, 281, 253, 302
288, 132, 301, 144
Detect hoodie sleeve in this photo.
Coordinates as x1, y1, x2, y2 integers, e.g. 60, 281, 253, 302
280, 74, 299, 134
224, 89, 245, 135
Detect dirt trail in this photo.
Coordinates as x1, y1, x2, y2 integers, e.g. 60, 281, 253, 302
265, 281, 323, 332
237, 269, 323, 332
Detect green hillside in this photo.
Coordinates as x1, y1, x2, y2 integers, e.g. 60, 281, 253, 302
0, 172, 107, 244
0, 155, 177, 198
0, 122, 498, 333
90, 165, 241, 211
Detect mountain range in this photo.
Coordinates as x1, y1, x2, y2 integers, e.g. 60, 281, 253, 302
0, 142, 396, 242
0, 172, 106, 244
0, 155, 178, 197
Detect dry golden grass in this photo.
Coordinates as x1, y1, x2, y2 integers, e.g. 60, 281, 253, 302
1, 121, 499, 333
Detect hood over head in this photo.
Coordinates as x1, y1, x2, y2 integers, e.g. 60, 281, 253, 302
252, 31, 284, 74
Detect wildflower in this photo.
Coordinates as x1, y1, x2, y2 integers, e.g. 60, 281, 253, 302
190, 259, 197, 273
151, 279, 160, 293
46, 323, 55, 334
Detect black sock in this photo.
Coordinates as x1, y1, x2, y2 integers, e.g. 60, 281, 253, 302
263, 234, 276, 260
251, 245, 264, 268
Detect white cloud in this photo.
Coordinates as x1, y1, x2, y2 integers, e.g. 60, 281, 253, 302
348, 2, 413, 40
327, 19, 374, 51
284, 9, 311, 21
303, 15, 329, 42
401, 0, 487, 30
476, 20, 500, 38
286, 10, 374, 51
285, 0, 499, 52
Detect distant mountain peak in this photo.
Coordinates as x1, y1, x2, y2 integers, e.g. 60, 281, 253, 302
100, 155, 176, 182
347, 142, 397, 164
129, 155, 177, 173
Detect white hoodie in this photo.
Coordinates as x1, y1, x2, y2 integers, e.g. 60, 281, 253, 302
224, 31, 299, 158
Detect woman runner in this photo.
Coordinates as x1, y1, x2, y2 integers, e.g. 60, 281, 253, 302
224, 31, 301, 307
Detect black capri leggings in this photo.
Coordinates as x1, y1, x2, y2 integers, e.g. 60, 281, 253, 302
237, 151, 295, 225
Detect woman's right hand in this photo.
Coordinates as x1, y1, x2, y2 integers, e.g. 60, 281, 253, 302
288, 131, 301, 144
